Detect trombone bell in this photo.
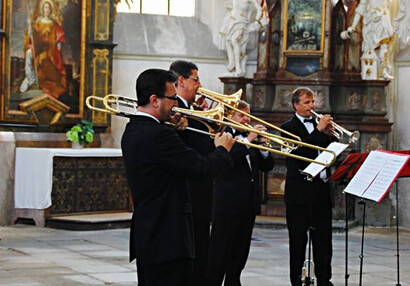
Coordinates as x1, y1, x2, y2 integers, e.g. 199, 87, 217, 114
197, 87, 242, 117
172, 103, 226, 134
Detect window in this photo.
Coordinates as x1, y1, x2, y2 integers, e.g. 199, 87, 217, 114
116, 0, 195, 17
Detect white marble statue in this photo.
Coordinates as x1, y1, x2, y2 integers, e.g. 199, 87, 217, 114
393, 0, 410, 48
341, 0, 394, 80
219, 0, 264, 77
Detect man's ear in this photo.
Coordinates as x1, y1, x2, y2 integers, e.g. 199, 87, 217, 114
177, 76, 185, 88
149, 94, 159, 108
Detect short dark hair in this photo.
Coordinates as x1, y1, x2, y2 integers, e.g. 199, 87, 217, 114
237, 100, 250, 110
291, 87, 314, 109
135, 69, 177, 106
169, 60, 198, 80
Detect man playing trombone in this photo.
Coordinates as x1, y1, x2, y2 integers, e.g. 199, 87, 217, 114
280, 87, 336, 286
208, 100, 274, 286
169, 60, 214, 286
121, 68, 235, 286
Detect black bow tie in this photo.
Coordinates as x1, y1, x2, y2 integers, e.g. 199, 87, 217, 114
304, 118, 315, 123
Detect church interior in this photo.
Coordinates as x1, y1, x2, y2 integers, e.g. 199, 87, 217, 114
1, 0, 410, 233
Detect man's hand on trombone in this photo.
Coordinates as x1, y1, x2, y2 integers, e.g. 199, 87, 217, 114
214, 132, 236, 152
170, 113, 189, 130
247, 124, 267, 143
193, 95, 209, 110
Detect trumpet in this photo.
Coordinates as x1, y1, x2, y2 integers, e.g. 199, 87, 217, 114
310, 110, 360, 143
85, 93, 338, 167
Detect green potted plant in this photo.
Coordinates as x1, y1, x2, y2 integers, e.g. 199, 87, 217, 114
66, 120, 94, 148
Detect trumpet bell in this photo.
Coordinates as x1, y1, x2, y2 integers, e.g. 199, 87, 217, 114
348, 130, 360, 144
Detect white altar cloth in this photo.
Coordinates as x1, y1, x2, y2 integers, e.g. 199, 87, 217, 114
14, 148, 122, 209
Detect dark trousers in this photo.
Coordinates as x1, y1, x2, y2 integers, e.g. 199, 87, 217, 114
286, 189, 333, 286
208, 213, 255, 286
136, 258, 193, 286
193, 220, 211, 286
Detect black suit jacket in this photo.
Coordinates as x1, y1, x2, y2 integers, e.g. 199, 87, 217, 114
176, 97, 215, 222
121, 115, 234, 266
213, 127, 274, 215
280, 115, 335, 205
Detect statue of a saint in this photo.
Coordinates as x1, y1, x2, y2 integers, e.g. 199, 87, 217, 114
341, 0, 394, 80
219, 0, 264, 77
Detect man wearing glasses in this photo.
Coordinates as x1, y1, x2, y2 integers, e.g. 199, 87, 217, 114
121, 68, 235, 286
170, 60, 214, 286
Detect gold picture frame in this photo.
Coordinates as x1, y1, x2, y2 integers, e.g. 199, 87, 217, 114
283, 0, 326, 54
1, 0, 87, 125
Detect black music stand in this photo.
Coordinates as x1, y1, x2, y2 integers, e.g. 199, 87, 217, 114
328, 152, 369, 286
331, 150, 410, 286
388, 150, 410, 286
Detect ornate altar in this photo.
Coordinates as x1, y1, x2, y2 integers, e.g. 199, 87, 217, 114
0, 0, 116, 132
242, 0, 393, 223
0, 0, 123, 227
14, 148, 131, 227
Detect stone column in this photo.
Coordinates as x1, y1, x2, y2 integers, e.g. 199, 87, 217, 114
0, 132, 16, 225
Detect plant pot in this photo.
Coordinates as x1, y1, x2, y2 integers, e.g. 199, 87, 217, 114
71, 142, 84, 149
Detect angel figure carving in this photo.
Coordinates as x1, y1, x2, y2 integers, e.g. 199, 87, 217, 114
341, 0, 394, 80
219, 0, 265, 77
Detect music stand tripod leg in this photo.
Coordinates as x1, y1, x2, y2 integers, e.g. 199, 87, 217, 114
395, 182, 401, 286
358, 199, 366, 286
345, 193, 350, 286
304, 226, 314, 286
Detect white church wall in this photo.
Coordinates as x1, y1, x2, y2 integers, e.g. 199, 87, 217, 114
394, 61, 410, 227
109, 2, 259, 148
110, 56, 257, 148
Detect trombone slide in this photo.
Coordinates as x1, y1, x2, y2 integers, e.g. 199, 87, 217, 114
85, 92, 338, 167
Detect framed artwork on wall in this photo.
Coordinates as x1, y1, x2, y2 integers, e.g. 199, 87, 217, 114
1, 0, 86, 126
283, 0, 326, 54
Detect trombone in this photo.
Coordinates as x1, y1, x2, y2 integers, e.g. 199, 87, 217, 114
86, 94, 214, 136
85, 93, 337, 167
310, 110, 360, 143
198, 87, 302, 142
195, 88, 338, 165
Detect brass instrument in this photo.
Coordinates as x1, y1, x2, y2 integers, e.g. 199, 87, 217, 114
85, 94, 211, 135
171, 105, 335, 166
241, 123, 298, 154
195, 88, 338, 166
310, 110, 360, 144
86, 93, 338, 167
198, 87, 302, 142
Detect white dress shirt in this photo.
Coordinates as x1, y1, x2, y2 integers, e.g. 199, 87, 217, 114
295, 113, 327, 181
232, 128, 269, 171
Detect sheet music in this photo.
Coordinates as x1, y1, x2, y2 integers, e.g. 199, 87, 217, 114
301, 142, 349, 179
343, 150, 410, 202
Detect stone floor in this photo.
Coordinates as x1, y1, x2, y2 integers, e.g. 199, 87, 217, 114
1, 222, 410, 285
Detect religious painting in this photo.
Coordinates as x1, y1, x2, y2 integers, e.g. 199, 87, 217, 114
346, 90, 366, 111
1, 0, 85, 125
283, 0, 326, 53
251, 87, 265, 109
